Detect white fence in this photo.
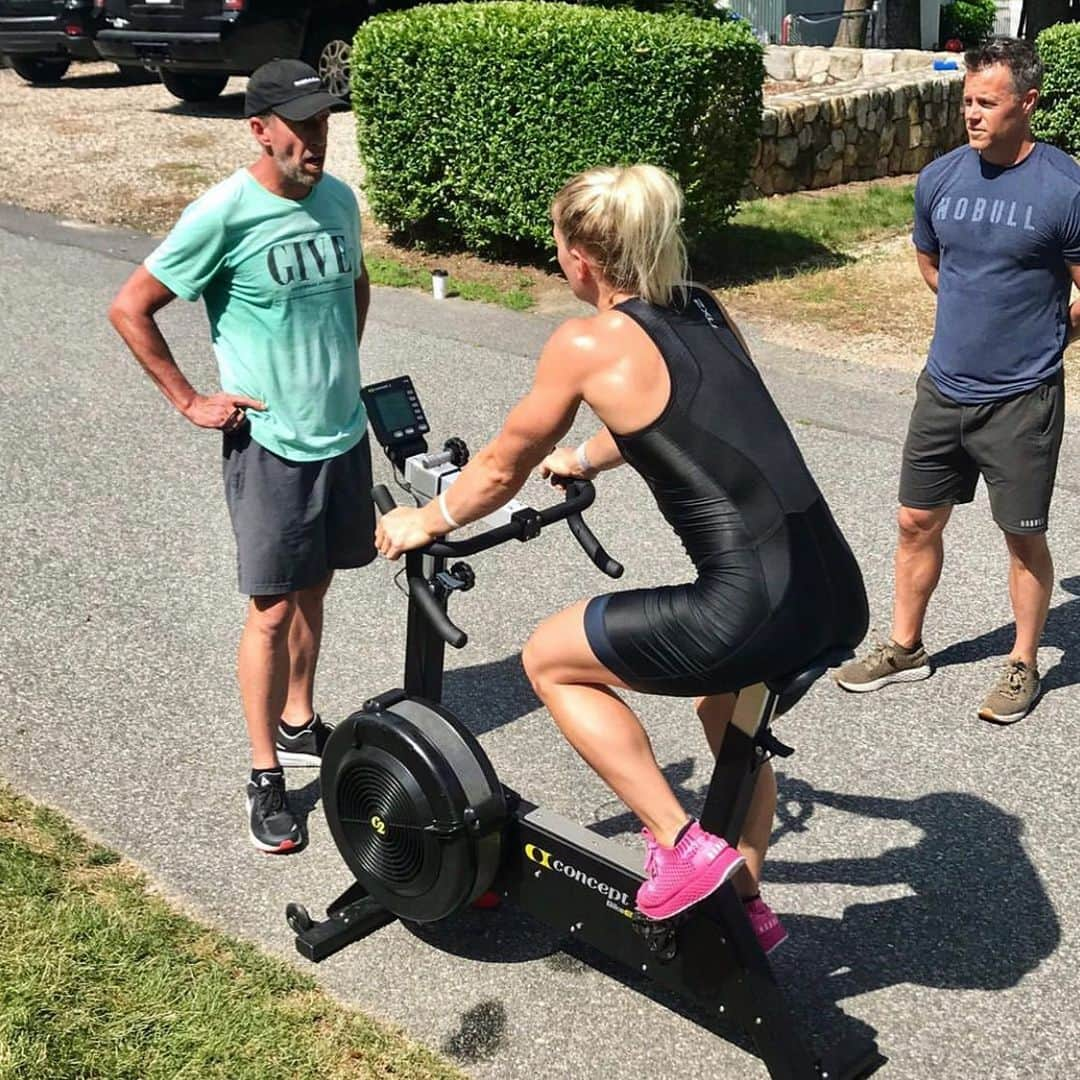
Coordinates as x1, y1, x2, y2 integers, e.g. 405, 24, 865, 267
993, 0, 1022, 36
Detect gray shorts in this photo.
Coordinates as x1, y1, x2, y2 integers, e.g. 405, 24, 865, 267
899, 368, 1065, 534
222, 426, 377, 595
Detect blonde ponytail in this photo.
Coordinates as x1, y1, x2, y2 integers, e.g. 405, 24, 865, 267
551, 164, 687, 307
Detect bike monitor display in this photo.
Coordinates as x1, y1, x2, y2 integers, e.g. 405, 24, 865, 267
361, 375, 430, 451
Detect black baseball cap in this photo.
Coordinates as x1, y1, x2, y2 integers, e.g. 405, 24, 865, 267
244, 58, 347, 121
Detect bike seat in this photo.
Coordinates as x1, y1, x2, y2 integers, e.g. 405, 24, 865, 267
765, 645, 853, 717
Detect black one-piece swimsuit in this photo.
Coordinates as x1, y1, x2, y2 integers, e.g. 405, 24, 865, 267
582, 287, 869, 697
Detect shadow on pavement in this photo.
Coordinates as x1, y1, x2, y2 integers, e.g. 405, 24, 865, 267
694, 223, 854, 288
286, 775, 323, 840
931, 574, 1080, 699
443, 652, 539, 735
27, 67, 157, 90
766, 776, 1060, 1001
153, 92, 246, 120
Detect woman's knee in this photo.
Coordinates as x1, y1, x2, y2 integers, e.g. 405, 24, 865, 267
522, 610, 586, 699
521, 630, 553, 697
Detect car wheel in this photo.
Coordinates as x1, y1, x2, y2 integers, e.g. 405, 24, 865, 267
160, 71, 229, 103
10, 56, 70, 85
305, 28, 352, 101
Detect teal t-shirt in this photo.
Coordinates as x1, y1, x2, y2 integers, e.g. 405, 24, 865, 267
146, 169, 366, 461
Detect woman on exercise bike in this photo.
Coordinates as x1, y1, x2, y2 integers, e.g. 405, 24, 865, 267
375, 164, 868, 951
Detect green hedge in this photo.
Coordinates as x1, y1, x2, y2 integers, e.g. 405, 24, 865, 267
939, 0, 996, 47
1032, 23, 1080, 155
578, 0, 733, 17
350, 2, 763, 253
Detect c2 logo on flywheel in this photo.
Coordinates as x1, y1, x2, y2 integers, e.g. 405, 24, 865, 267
370, 815, 387, 836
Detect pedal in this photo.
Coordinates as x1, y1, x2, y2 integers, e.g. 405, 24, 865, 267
631, 911, 685, 962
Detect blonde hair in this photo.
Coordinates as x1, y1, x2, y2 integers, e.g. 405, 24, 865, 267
551, 164, 688, 307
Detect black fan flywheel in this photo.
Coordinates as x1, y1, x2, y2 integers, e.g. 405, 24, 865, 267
320, 694, 506, 922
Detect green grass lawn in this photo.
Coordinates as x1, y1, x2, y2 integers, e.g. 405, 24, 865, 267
364, 180, 918, 309
365, 256, 535, 311
702, 182, 916, 285
0, 783, 463, 1080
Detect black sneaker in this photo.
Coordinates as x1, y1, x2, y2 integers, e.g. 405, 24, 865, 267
246, 773, 302, 854
274, 713, 334, 767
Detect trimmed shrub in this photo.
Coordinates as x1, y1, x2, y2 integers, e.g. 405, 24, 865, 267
580, 0, 733, 17
350, 2, 763, 253
1032, 22, 1080, 155
938, 0, 996, 48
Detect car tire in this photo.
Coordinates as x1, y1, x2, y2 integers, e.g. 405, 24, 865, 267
10, 56, 70, 85
303, 25, 353, 101
160, 71, 229, 103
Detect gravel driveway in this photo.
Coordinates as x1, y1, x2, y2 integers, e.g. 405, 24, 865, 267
0, 61, 367, 236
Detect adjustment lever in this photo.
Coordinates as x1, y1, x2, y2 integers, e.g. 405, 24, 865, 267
434, 561, 475, 593
756, 728, 795, 759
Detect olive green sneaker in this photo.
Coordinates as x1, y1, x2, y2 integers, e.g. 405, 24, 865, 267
978, 659, 1041, 725
833, 637, 932, 692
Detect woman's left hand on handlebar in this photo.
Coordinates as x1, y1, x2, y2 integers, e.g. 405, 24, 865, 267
540, 446, 591, 482
376, 507, 437, 560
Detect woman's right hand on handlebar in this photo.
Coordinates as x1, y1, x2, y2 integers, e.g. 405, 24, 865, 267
376, 506, 440, 560
540, 446, 594, 483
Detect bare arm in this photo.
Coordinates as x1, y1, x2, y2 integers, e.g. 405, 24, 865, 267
376, 321, 595, 556
355, 258, 370, 344
576, 426, 623, 472
108, 265, 263, 429
540, 425, 624, 481
916, 249, 940, 294
422, 321, 588, 533
1067, 263, 1080, 345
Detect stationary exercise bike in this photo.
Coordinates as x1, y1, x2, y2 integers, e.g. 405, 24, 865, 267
286, 375, 885, 1080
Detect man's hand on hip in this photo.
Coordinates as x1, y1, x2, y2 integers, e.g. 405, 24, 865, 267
183, 392, 266, 431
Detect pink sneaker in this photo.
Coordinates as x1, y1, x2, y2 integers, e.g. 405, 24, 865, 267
744, 896, 788, 955
636, 821, 746, 920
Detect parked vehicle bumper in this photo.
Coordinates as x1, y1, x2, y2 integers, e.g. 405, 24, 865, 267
95, 16, 303, 74
0, 17, 98, 59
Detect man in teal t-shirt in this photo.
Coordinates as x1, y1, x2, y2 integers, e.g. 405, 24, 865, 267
109, 60, 375, 854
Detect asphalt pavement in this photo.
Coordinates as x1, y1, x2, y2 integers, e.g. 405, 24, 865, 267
2, 203, 1079, 1079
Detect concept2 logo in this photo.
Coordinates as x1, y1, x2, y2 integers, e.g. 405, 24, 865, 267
524, 843, 634, 916
370, 815, 387, 836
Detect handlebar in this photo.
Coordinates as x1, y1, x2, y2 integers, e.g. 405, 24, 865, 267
372, 480, 623, 648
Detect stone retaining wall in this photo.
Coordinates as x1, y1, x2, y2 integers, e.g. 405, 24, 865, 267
764, 45, 960, 85
750, 68, 966, 196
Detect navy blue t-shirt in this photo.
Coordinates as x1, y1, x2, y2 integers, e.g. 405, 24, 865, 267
913, 142, 1080, 403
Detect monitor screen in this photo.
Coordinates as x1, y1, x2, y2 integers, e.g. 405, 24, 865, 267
371, 389, 415, 432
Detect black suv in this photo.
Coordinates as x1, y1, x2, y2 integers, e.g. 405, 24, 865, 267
94, 0, 406, 102
0, 0, 102, 83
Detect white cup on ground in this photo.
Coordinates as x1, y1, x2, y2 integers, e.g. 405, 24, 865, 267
432, 268, 449, 300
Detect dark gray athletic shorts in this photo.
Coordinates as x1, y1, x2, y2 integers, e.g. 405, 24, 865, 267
899, 368, 1065, 534
222, 426, 377, 595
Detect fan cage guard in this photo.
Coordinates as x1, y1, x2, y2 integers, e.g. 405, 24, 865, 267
336, 760, 431, 887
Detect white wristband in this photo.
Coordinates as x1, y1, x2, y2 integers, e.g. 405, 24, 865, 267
438, 490, 460, 531
575, 441, 593, 474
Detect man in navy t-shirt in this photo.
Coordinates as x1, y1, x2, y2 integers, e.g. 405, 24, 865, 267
837, 38, 1080, 723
